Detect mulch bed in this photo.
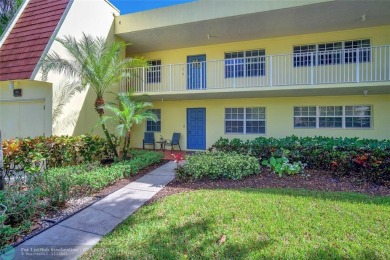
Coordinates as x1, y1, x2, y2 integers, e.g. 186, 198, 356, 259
149, 169, 390, 204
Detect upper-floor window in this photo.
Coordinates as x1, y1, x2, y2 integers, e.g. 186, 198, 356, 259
293, 39, 371, 67
225, 49, 266, 78
344, 39, 371, 63
147, 60, 161, 83
317, 42, 342, 65
225, 107, 266, 134
293, 105, 372, 128
146, 109, 161, 132
293, 45, 316, 67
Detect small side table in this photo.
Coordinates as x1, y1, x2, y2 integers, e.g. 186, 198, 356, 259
156, 141, 166, 151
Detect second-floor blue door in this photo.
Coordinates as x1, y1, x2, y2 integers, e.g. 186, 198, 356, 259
187, 54, 206, 90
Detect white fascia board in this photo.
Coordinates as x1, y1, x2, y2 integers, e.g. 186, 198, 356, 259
105, 0, 120, 14
30, 0, 75, 80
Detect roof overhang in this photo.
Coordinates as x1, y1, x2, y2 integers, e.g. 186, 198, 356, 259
115, 0, 390, 54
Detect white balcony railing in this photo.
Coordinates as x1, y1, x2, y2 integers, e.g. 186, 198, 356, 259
121, 45, 390, 93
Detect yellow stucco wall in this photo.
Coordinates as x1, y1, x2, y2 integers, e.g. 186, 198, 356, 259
124, 25, 390, 93
131, 94, 390, 150
123, 25, 390, 149
73, 25, 390, 141
132, 25, 390, 61
34, 0, 119, 136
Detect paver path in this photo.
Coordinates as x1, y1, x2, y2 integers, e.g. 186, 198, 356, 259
9, 161, 176, 260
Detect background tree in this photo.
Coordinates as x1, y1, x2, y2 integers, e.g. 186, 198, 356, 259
104, 93, 157, 159
42, 34, 147, 158
0, 0, 22, 35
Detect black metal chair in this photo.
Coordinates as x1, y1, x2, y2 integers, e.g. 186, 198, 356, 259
165, 132, 181, 152
143, 132, 155, 150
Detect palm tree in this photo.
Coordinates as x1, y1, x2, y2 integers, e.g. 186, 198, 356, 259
42, 33, 147, 158
104, 93, 157, 159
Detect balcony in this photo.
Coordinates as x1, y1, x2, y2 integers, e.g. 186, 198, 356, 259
121, 46, 390, 98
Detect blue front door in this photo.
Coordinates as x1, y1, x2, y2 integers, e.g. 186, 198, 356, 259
187, 54, 206, 89
187, 108, 206, 150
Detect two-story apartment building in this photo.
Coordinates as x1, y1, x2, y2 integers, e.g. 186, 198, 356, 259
116, 0, 390, 150
1, 0, 389, 149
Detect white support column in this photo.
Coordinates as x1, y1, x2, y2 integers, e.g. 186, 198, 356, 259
233, 59, 236, 88
356, 48, 360, 83
169, 65, 172, 91
269, 56, 273, 87
142, 67, 145, 93
310, 52, 314, 85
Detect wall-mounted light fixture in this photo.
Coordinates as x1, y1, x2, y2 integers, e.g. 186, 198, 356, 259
9, 81, 14, 92
362, 15, 366, 22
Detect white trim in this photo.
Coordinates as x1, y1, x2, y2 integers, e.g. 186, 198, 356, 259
146, 108, 161, 132
104, 0, 120, 14
0, 98, 45, 103
293, 105, 372, 129
0, 0, 30, 48
30, 0, 75, 80
224, 107, 266, 135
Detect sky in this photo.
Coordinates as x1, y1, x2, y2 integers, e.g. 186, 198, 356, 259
109, 0, 197, 14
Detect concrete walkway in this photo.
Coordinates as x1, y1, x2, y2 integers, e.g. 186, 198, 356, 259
10, 161, 176, 260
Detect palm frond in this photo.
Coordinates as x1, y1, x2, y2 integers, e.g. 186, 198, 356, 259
52, 110, 79, 135
52, 80, 83, 122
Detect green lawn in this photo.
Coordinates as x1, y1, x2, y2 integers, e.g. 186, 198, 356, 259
83, 189, 390, 259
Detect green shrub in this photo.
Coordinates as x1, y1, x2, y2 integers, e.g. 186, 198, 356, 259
0, 187, 42, 249
41, 150, 163, 207
211, 136, 390, 185
182, 152, 260, 180
261, 157, 305, 177
1, 135, 110, 173
0, 150, 163, 250
0, 149, 162, 250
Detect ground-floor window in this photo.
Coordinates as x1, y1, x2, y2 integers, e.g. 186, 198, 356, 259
225, 107, 266, 134
294, 105, 372, 128
146, 109, 161, 132
345, 106, 372, 128
293, 106, 317, 128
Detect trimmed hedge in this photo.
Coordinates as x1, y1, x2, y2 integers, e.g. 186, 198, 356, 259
211, 136, 390, 185
2, 135, 110, 171
181, 151, 260, 180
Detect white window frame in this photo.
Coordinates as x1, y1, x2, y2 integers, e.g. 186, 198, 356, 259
225, 107, 266, 134
147, 60, 161, 83
224, 49, 266, 78
146, 109, 161, 132
293, 106, 317, 128
293, 105, 372, 129
318, 106, 343, 128
345, 105, 372, 128
293, 39, 371, 67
